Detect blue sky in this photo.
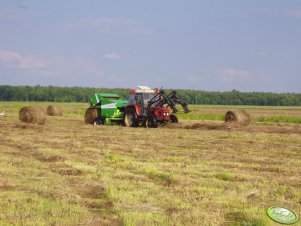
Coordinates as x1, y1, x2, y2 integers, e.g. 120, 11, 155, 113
0, 0, 300, 92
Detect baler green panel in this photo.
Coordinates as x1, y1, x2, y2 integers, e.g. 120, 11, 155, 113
89, 92, 127, 124
90, 93, 121, 107
101, 108, 116, 117
100, 101, 124, 119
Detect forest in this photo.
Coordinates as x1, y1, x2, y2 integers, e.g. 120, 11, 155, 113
0, 85, 300, 106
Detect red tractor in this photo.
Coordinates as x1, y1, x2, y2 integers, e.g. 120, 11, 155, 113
124, 86, 190, 128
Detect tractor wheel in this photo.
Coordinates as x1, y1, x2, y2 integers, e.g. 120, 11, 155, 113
145, 115, 158, 128
124, 108, 139, 127
170, 114, 178, 123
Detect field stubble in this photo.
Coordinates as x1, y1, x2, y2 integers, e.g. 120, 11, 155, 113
0, 102, 300, 225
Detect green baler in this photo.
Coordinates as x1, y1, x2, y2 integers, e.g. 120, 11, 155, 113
84, 93, 127, 125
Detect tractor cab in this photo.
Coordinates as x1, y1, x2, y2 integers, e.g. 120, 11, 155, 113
128, 87, 157, 116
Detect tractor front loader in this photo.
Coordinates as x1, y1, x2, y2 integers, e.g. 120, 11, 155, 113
147, 89, 190, 123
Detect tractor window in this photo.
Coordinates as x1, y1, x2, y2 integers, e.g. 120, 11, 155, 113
135, 94, 143, 104
128, 94, 136, 105
143, 93, 154, 106
142, 93, 154, 101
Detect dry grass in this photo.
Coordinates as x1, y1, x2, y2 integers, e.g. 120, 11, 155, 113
0, 102, 300, 225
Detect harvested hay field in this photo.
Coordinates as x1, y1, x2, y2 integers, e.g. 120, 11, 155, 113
47, 105, 63, 116
0, 102, 300, 225
19, 106, 46, 125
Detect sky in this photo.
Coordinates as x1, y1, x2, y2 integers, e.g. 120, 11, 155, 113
0, 0, 301, 92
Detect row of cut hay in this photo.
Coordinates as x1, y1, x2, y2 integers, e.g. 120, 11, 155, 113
19, 105, 63, 125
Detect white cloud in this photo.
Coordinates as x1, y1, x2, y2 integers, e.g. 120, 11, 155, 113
104, 52, 121, 60
0, 50, 21, 62
218, 68, 264, 82
0, 50, 46, 69
40, 56, 103, 78
0, 49, 103, 81
286, 10, 301, 18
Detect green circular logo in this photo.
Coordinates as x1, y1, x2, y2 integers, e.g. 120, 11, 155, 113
267, 206, 299, 225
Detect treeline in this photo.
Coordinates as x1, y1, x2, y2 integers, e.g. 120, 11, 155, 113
0, 85, 129, 103
0, 85, 300, 106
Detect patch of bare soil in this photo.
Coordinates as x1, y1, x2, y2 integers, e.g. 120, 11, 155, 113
224, 211, 256, 225
84, 200, 114, 210
257, 123, 294, 134
75, 181, 107, 199
13, 122, 45, 132
0, 182, 15, 190
67, 178, 116, 213
33, 154, 65, 163
50, 162, 83, 176
86, 217, 122, 226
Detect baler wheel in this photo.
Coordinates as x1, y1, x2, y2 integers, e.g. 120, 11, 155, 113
93, 117, 104, 125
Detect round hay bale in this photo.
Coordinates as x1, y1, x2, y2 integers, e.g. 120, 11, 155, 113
47, 105, 63, 116
84, 108, 98, 124
225, 110, 250, 126
19, 106, 47, 125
